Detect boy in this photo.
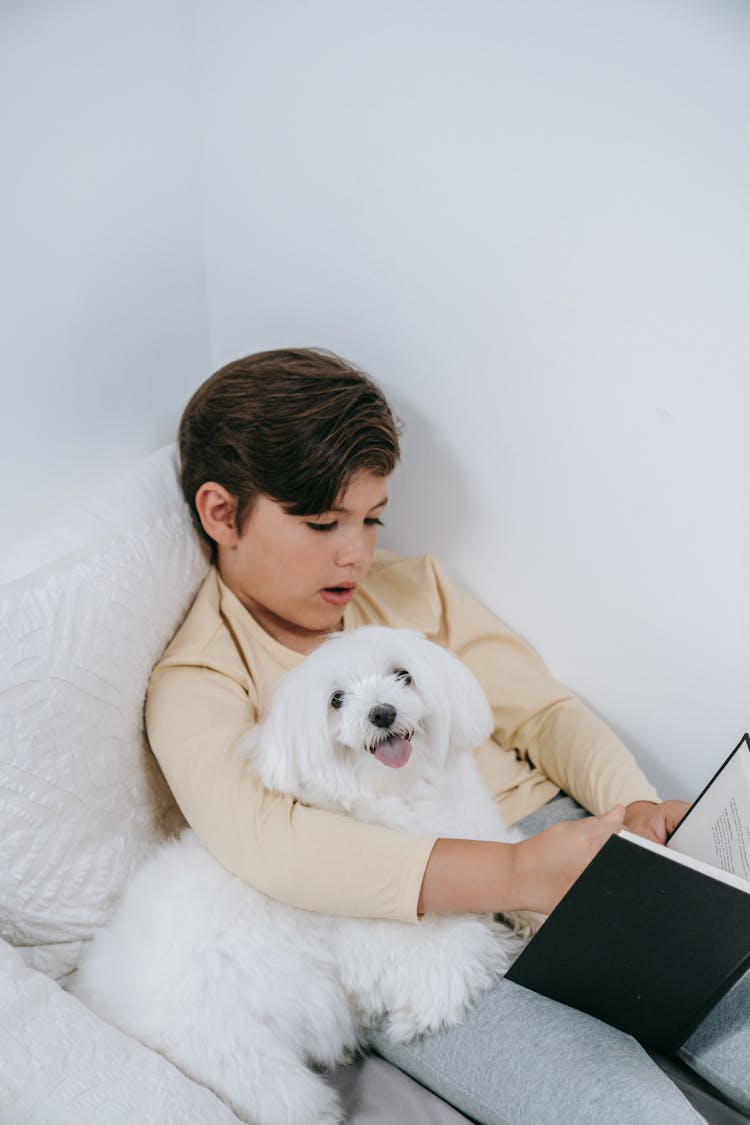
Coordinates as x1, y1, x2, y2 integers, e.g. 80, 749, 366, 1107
146, 348, 748, 1123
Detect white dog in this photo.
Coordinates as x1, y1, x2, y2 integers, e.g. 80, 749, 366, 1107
72, 626, 530, 1125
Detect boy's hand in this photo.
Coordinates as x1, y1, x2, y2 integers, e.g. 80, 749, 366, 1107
623, 799, 691, 844
512, 806, 626, 915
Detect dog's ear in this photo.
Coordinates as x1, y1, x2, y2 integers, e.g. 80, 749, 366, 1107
408, 635, 494, 757
439, 647, 495, 756
253, 660, 332, 797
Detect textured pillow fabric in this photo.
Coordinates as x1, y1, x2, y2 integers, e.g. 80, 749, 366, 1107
0, 937, 242, 1124
0, 445, 210, 981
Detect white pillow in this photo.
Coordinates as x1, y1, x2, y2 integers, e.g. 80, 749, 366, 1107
0, 445, 210, 981
0, 937, 242, 1123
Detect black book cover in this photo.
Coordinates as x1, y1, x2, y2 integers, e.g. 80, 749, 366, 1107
505, 832, 750, 1052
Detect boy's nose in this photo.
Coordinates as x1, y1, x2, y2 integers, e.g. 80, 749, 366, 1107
369, 703, 397, 728
335, 528, 371, 568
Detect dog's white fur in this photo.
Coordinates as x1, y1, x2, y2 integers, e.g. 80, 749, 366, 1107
72, 626, 529, 1125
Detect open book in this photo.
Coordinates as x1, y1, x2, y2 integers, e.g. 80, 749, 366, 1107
505, 734, 750, 1052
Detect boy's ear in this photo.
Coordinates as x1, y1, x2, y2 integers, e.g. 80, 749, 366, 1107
194, 482, 240, 546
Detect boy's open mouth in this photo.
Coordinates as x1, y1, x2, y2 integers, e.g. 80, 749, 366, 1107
320, 585, 356, 606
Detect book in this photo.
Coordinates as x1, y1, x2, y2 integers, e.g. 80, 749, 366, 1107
505, 733, 750, 1053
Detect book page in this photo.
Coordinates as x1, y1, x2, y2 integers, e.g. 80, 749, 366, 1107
667, 737, 750, 879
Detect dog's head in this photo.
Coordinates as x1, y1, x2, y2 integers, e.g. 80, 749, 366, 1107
251, 626, 493, 808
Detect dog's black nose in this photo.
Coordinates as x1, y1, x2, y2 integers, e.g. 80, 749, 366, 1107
369, 703, 397, 729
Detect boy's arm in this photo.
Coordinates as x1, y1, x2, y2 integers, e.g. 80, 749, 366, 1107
418, 807, 626, 916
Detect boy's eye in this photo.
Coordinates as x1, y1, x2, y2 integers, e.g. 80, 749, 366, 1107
394, 669, 412, 686
306, 518, 383, 532
330, 691, 345, 710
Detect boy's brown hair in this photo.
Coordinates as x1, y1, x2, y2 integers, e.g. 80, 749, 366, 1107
179, 348, 401, 554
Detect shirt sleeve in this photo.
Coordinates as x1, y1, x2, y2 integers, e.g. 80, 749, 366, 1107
145, 660, 437, 924
427, 557, 659, 816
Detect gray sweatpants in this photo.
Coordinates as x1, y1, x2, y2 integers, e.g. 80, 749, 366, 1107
368, 796, 750, 1125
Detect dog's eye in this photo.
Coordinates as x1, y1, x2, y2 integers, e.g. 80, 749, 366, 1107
394, 669, 412, 686
330, 691, 345, 710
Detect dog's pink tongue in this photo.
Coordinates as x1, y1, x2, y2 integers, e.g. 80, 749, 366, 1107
372, 736, 412, 769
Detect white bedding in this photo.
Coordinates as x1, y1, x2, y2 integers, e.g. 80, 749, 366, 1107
0, 936, 240, 1124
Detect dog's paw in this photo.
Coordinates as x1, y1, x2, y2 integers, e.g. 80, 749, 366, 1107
382, 985, 482, 1043
361, 917, 515, 1045
286, 1075, 344, 1125
254, 1070, 344, 1125
305, 1098, 345, 1125
383, 960, 508, 1042
307, 1106, 345, 1125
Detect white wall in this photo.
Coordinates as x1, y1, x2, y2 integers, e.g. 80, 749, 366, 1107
0, 0, 210, 542
190, 0, 750, 797
4, 0, 749, 797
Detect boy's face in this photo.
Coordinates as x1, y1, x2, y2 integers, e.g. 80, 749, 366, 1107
217, 471, 389, 652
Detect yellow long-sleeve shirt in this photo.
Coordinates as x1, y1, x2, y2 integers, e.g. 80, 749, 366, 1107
145, 551, 657, 923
